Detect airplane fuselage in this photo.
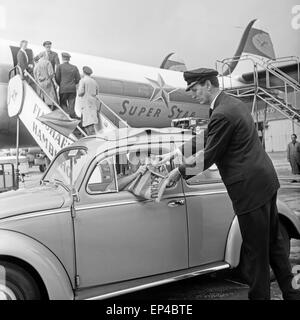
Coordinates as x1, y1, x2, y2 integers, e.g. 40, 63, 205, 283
0, 38, 252, 149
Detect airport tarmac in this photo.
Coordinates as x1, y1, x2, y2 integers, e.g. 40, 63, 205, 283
18, 152, 300, 300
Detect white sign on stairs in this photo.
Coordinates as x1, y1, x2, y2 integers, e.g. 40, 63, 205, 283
8, 76, 75, 160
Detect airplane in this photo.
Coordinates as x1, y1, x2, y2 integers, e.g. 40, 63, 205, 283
0, 19, 299, 150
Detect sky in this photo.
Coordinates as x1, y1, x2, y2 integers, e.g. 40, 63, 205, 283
0, 0, 299, 69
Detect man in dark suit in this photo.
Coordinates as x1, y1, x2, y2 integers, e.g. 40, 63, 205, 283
160, 68, 300, 300
39, 41, 60, 72
17, 40, 34, 79
55, 52, 81, 118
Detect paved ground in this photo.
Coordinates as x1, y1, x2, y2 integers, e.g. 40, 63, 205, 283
20, 152, 300, 300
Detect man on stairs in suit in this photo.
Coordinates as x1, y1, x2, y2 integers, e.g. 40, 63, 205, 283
55, 52, 81, 118
17, 40, 34, 82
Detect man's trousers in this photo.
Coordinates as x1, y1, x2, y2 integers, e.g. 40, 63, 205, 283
59, 92, 77, 118
237, 192, 300, 300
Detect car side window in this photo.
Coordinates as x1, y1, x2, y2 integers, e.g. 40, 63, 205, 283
186, 164, 222, 185
87, 157, 118, 194
114, 148, 173, 193
172, 139, 221, 185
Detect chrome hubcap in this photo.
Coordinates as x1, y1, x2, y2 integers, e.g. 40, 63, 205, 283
0, 284, 17, 300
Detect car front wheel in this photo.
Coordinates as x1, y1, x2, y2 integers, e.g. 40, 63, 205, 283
0, 261, 42, 300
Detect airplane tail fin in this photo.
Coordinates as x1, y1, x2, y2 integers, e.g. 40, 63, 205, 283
160, 53, 187, 72
223, 19, 276, 75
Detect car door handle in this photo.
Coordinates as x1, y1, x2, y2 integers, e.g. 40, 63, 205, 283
168, 199, 185, 207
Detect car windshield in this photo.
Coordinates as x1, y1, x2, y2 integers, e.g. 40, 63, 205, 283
43, 148, 88, 188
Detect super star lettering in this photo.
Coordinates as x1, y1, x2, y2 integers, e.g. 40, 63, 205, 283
120, 100, 196, 119
106, 304, 140, 318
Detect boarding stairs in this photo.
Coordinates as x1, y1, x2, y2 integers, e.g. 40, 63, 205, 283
216, 55, 300, 127
7, 67, 128, 161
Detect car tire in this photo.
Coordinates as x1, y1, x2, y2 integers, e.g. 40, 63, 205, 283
232, 221, 291, 285
0, 261, 42, 300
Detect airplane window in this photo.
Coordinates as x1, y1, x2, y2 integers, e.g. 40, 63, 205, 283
99, 80, 124, 95
137, 85, 151, 98
109, 80, 124, 95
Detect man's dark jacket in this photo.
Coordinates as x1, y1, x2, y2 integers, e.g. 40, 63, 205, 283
180, 91, 280, 215
55, 62, 81, 94
17, 49, 34, 73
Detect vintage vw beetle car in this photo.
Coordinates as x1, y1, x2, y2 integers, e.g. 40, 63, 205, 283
0, 128, 299, 300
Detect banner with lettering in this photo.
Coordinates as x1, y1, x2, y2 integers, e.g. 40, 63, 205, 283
18, 81, 76, 160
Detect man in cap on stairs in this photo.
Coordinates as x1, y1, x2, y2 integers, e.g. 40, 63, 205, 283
76, 66, 101, 135
55, 52, 81, 119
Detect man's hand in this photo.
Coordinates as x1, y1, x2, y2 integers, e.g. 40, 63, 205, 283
156, 149, 183, 166
155, 168, 181, 203
184, 150, 205, 176
135, 165, 148, 177
183, 150, 204, 166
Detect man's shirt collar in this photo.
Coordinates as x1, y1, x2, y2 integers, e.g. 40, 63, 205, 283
210, 91, 222, 111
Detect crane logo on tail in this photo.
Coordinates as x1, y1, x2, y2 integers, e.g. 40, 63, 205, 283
252, 32, 275, 59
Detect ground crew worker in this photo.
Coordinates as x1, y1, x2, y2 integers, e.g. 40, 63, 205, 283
287, 134, 300, 178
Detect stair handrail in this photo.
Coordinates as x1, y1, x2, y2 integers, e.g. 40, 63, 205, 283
264, 62, 300, 88
257, 95, 297, 122
256, 57, 299, 111
266, 55, 300, 84
215, 60, 235, 89
216, 55, 300, 125
217, 54, 300, 91
247, 55, 300, 89
216, 55, 260, 89
257, 86, 300, 119
14, 69, 87, 138
96, 97, 129, 129
8, 65, 23, 80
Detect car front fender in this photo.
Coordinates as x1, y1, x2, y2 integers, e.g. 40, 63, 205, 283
277, 199, 300, 238
224, 216, 242, 268
0, 229, 74, 300
225, 200, 300, 268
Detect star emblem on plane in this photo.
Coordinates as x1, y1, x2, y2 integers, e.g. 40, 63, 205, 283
146, 74, 178, 108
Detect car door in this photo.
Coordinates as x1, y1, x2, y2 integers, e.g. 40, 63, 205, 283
182, 167, 235, 267
73, 146, 189, 289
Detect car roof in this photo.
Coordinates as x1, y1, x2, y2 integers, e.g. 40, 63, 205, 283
71, 127, 194, 150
